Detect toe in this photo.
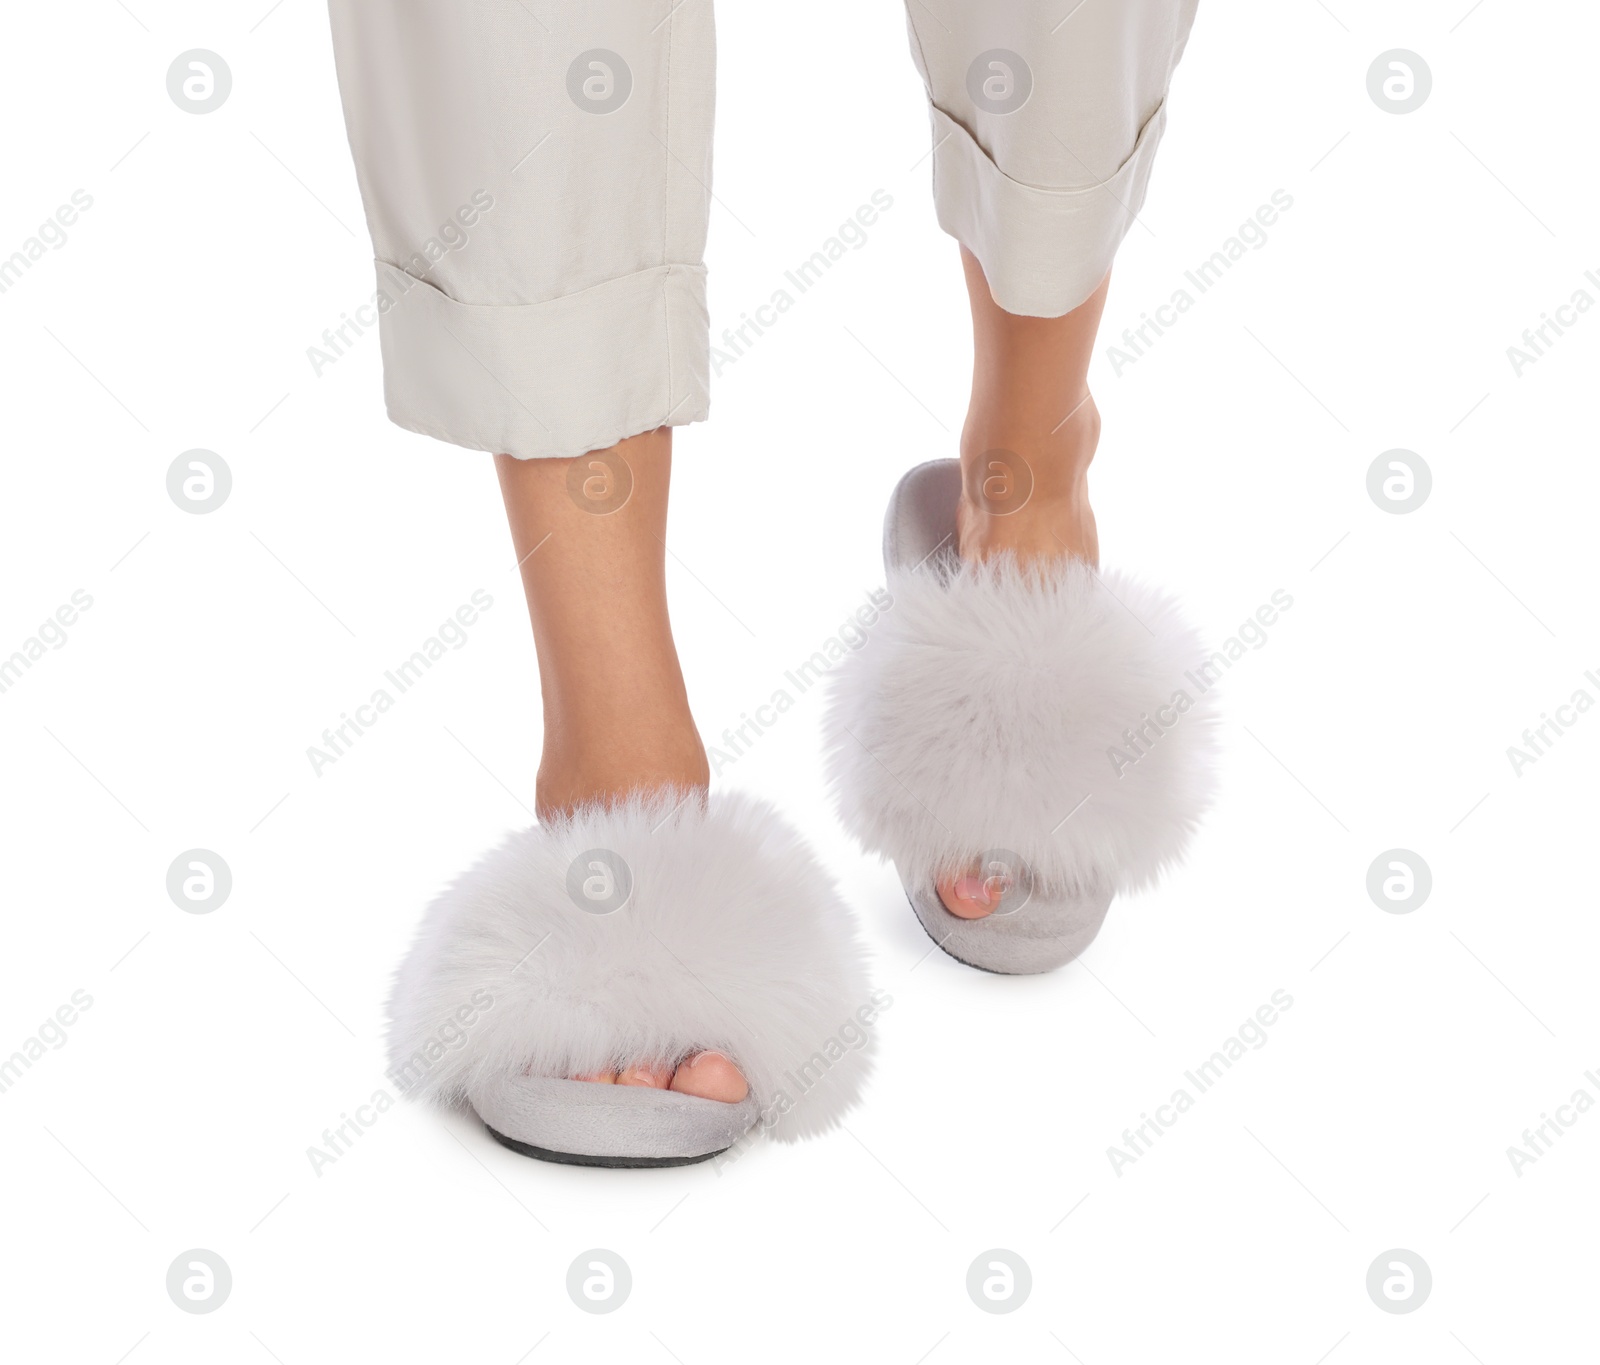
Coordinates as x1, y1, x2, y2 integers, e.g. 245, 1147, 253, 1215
572, 1070, 618, 1083
669, 1051, 749, 1103
937, 870, 1006, 919
616, 1063, 674, 1088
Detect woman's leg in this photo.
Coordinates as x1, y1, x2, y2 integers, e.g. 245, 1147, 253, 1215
956, 254, 1107, 568
495, 432, 705, 819
496, 432, 745, 1099
902, 1, 1200, 918
329, 3, 743, 1101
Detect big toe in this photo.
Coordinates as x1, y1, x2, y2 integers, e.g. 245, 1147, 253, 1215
937, 872, 1005, 919
669, 1052, 749, 1103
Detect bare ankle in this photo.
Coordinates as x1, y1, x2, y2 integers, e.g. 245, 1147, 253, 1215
958, 395, 1100, 565
535, 742, 709, 822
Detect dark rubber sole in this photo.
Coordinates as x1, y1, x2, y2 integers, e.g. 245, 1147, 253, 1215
485, 1124, 730, 1169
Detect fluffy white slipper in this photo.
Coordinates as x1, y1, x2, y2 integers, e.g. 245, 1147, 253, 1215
386, 789, 878, 1166
822, 459, 1217, 974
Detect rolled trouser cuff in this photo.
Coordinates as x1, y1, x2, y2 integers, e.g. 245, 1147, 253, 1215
374, 260, 710, 461
929, 100, 1169, 319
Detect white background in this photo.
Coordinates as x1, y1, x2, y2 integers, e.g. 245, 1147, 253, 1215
2, 1, 1597, 1361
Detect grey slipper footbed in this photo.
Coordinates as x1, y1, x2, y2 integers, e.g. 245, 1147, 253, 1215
883, 455, 964, 576
901, 869, 1115, 977
470, 1074, 762, 1168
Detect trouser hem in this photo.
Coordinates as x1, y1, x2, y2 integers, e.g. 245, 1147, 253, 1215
929, 99, 1170, 318
375, 260, 710, 460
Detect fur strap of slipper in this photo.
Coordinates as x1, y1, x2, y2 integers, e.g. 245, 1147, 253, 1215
822, 555, 1218, 896
386, 790, 880, 1142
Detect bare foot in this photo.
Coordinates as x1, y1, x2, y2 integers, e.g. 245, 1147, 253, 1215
955, 393, 1100, 568
572, 1052, 748, 1102
940, 251, 1107, 918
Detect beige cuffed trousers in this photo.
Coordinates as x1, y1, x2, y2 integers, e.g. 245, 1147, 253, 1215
327, 1, 1198, 460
